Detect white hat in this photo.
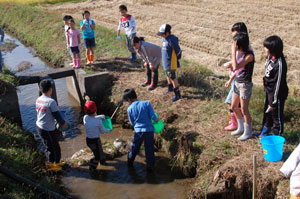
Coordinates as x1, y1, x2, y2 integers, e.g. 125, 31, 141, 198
157, 24, 171, 36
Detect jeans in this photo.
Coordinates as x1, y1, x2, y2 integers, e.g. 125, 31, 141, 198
225, 80, 235, 104
129, 131, 155, 166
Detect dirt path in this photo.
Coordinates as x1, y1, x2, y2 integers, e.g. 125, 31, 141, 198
45, 0, 300, 85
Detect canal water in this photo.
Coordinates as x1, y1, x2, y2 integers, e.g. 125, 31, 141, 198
2, 35, 190, 199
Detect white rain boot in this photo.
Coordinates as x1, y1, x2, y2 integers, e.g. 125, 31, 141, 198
238, 123, 253, 141
231, 118, 245, 136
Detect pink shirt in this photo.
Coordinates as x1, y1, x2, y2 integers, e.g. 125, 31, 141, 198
67, 29, 80, 47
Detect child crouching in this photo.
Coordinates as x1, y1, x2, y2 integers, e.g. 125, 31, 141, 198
83, 99, 111, 172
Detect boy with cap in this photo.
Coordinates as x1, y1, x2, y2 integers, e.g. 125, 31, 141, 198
157, 24, 182, 102
117, 5, 137, 62
36, 79, 67, 166
123, 88, 159, 171
83, 97, 111, 172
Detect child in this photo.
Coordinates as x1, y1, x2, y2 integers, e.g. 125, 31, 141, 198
224, 22, 250, 131
83, 99, 111, 172
67, 19, 81, 68
80, 10, 96, 65
157, 24, 182, 102
123, 88, 159, 171
254, 35, 288, 137
230, 32, 255, 141
280, 143, 300, 199
63, 15, 74, 66
132, 37, 161, 91
117, 5, 137, 62
36, 79, 67, 165
0, 26, 4, 73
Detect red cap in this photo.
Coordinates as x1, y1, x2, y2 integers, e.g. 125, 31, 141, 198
84, 101, 97, 114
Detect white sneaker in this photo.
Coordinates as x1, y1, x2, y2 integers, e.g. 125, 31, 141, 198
238, 123, 253, 141
231, 118, 244, 136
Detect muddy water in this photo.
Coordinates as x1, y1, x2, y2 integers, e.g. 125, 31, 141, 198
2, 35, 190, 199
2, 35, 80, 138
62, 126, 189, 199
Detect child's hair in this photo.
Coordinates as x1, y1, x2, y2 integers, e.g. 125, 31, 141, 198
119, 5, 127, 11
132, 37, 145, 45
39, 79, 52, 93
233, 32, 249, 52
231, 22, 248, 34
123, 88, 137, 101
263, 35, 283, 58
69, 19, 75, 24
82, 10, 90, 17
63, 15, 73, 21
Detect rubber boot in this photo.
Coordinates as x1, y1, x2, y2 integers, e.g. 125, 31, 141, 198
89, 158, 98, 172
253, 126, 271, 138
129, 53, 137, 62
141, 68, 152, 87
148, 70, 158, 91
164, 84, 174, 94
73, 59, 77, 69
225, 112, 237, 131
231, 118, 245, 136
90, 54, 94, 64
127, 153, 134, 167
86, 56, 91, 65
238, 123, 253, 141
76, 59, 81, 69
172, 87, 181, 102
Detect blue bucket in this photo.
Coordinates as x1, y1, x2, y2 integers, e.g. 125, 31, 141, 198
260, 135, 285, 162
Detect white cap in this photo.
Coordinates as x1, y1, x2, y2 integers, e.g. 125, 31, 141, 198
157, 24, 171, 36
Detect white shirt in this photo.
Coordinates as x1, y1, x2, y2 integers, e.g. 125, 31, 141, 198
281, 143, 300, 196
118, 15, 136, 36
83, 115, 110, 138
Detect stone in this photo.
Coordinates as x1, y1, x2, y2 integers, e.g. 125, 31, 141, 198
16, 61, 32, 72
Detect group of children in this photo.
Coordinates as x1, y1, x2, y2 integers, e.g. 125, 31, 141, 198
223, 22, 288, 142
33, 4, 298, 196
63, 10, 96, 69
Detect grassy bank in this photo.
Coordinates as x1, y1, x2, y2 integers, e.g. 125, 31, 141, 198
0, 3, 129, 66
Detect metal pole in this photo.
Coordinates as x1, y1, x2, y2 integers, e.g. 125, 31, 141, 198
253, 155, 257, 199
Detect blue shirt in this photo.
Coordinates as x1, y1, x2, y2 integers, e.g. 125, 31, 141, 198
80, 19, 95, 39
127, 101, 158, 133
161, 34, 182, 71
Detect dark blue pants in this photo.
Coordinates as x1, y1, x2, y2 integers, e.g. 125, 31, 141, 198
129, 132, 155, 166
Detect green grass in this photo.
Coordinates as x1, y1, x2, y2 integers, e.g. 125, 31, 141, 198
0, 66, 18, 85
0, 3, 130, 67
0, 116, 62, 199
249, 85, 300, 144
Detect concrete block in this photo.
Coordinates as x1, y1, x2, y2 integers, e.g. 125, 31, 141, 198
66, 69, 110, 104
